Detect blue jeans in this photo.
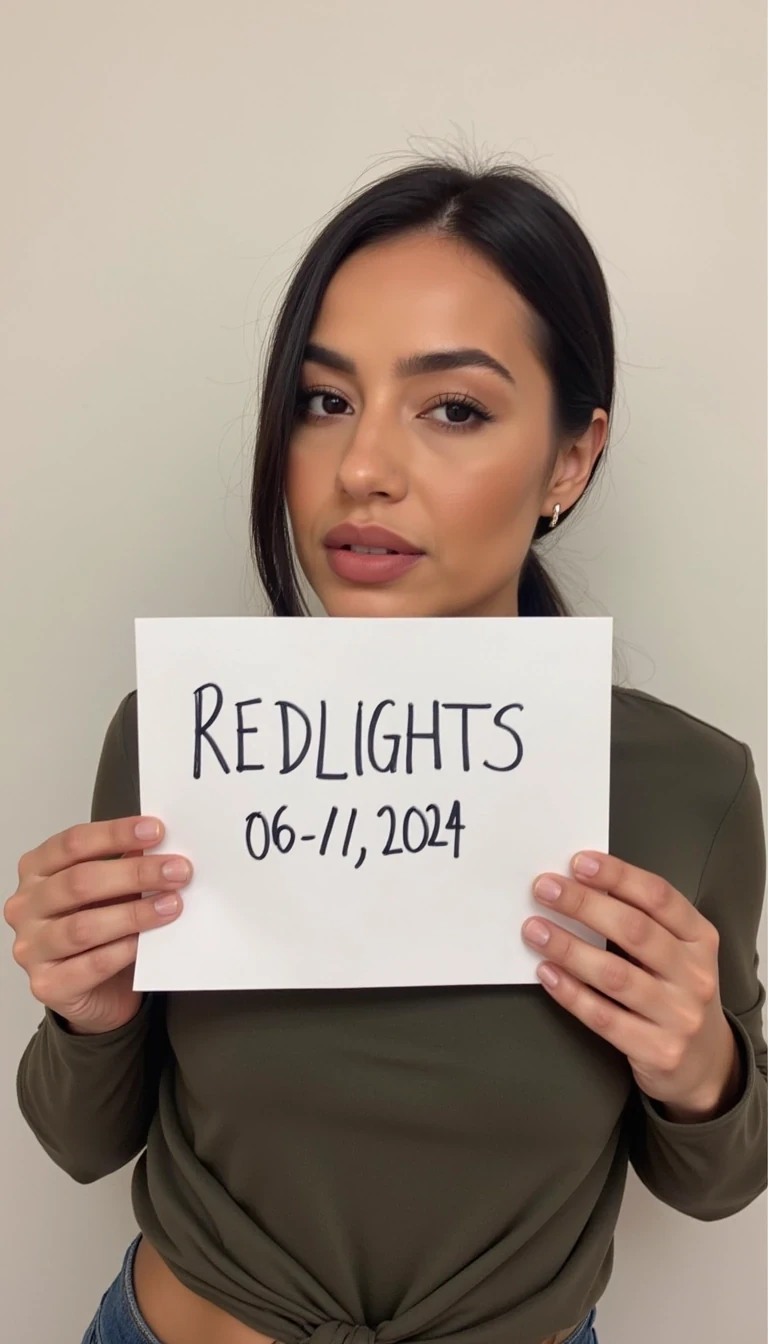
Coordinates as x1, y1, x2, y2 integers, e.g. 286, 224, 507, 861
81, 1234, 599, 1344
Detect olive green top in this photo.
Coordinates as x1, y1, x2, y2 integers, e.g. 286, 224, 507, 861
16, 686, 768, 1344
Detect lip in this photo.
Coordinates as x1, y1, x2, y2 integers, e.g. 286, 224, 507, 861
322, 522, 425, 586
323, 523, 424, 555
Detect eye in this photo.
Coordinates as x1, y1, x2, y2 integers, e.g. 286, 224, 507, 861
296, 386, 353, 421
421, 393, 494, 432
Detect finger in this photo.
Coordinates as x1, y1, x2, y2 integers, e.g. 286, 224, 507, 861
90, 849, 153, 910
522, 916, 668, 1022
31, 935, 142, 1004
36, 852, 193, 919
38, 889, 184, 962
569, 852, 704, 942
533, 956, 660, 1058
532, 875, 678, 977
18, 817, 166, 881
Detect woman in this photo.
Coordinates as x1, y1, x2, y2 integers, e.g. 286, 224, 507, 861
8, 159, 767, 1344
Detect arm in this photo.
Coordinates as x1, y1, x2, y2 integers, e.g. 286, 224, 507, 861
15, 693, 167, 1183
627, 743, 767, 1219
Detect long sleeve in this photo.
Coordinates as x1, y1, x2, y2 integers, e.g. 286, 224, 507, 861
627, 742, 768, 1220
15, 692, 166, 1184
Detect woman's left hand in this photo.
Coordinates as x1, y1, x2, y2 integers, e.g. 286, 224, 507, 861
521, 852, 745, 1122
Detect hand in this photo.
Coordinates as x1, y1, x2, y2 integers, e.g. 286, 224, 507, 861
521, 852, 744, 1121
5, 817, 193, 1035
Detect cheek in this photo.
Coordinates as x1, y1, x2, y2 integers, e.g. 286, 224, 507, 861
431, 449, 542, 554
285, 444, 324, 538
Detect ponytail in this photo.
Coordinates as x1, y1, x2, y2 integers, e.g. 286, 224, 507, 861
518, 548, 568, 617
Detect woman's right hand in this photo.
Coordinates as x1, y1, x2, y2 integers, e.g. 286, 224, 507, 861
4, 817, 193, 1035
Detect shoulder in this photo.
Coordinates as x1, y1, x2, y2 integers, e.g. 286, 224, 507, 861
611, 683, 749, 790
108, 688, 138, 771
119, 688, 138, 742
609, 684, 754, 897
90, 690, 139, 823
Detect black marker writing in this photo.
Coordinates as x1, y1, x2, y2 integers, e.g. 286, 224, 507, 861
192, 692, 525, 778
244, 800, 466, 865
483, 703, 524, 772
405, 700, 442, 774
276, 700, 312, 774
368, 699, 399, 773
236, 697, 265, 772
441, 703, 492, 771
193, 682, 230, 778
317, 700, 348, 780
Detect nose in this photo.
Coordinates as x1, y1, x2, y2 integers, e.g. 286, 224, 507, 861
335, 404, 408, 503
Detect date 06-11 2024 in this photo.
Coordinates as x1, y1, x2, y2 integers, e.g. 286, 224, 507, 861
244, 801, 466, 870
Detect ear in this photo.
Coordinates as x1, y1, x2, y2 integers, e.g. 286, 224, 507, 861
542, 410, 608, 517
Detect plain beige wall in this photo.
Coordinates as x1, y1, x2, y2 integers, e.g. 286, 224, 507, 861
2, 3, 766, 1341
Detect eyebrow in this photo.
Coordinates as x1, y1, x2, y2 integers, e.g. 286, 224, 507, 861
303, 342, 515, 386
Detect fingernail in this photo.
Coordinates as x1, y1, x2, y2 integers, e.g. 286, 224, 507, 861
162, 859, 190, 882
154, 894, 180, 916
135, 819, 160, 841
524, 919, 551, 946
537, 964, 560, 988
573, 853, 600, 877
535, 876, 562, 903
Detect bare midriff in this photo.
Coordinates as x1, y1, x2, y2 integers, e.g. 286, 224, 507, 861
133, 1235, 280, 1344
133, 1236, 581, 1344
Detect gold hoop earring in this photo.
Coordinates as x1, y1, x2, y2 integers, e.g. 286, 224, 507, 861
548, 504, 561, 530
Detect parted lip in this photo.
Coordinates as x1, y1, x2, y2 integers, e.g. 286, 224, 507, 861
323, 523, 424, 555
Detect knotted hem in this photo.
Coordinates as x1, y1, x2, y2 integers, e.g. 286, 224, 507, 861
306, 1323, 380, 1344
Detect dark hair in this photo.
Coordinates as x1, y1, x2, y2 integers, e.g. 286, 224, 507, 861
250, 158, 615, 616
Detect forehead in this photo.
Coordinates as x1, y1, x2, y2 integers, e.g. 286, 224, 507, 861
310, 232, 538, 364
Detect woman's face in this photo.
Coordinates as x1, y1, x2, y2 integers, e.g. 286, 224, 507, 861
286, 231, 606, 617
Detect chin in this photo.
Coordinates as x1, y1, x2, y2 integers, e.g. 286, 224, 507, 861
318, 583, 442, 619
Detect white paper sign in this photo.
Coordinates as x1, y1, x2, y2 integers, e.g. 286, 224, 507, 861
133, 616, 612, 991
